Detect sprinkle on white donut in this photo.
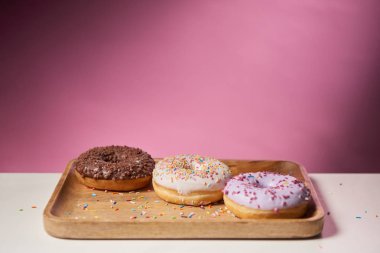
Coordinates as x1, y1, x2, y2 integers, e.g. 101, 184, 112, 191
153, 155, 232, 195
223, 172, 310, 211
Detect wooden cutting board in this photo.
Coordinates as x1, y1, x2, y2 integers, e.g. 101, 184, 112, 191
43, 159, 324, 239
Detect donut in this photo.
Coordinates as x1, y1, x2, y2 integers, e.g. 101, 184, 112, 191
152, 155, 232, 206
73, 146, 155, 191
223, 172, 310, 219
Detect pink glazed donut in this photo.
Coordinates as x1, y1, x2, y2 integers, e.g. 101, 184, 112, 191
223, 172, 310, 219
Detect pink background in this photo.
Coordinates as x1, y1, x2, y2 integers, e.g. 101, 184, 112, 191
1, 0, 380, 173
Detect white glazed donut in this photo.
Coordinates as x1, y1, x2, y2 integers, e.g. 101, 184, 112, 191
223, 172, 310, 218
153, 154, 232, 206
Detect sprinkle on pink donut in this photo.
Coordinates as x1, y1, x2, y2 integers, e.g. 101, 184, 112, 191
223, 172, 310, 211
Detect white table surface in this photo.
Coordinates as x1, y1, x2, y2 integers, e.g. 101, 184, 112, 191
0, 173, 379, 253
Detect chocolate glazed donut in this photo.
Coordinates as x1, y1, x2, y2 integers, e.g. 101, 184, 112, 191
73, 146, 155, 191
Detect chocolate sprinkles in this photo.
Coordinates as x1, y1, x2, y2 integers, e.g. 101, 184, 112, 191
73, 146, 155, 180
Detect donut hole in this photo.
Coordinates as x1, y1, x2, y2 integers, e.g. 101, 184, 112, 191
171, 158, 192, 170
101, 153, 122, 163
247, 180, 280, 190
246, 174, 285, 189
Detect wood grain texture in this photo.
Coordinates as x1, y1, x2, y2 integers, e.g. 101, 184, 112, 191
43, 159, 324, 239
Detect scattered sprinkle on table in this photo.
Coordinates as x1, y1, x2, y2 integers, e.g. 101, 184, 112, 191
356, 216, 362, 219
91, 193, 97, 197
18, 209, 23, 211
31, 205, 37, 208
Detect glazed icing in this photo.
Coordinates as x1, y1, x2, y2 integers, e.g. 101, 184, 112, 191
224, 172, 310, 210
153, 155, 232, 194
